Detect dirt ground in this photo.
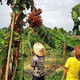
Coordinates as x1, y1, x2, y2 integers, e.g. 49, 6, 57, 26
23, 56, 63, 77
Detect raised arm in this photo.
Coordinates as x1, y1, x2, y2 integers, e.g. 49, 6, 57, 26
30, 48, 36, 55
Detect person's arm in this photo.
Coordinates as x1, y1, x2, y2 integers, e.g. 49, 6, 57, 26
79, 71, 80, 80
31, 64, 34, 68
30, 48, 36, 55
61, 67, 68, 80
61, 58, 70, 80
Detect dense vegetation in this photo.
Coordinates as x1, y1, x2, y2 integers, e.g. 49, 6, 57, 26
0, 26, 80, 79
0, 26, 80, 62
46, 70, 66, 80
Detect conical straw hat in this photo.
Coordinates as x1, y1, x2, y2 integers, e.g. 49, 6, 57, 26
33, 42, 45, 56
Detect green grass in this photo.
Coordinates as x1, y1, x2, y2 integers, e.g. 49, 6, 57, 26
46, 70, 66, 80
56, 59, 63, 66
24, 75, 32, 80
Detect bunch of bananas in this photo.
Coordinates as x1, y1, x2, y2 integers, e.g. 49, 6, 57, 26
28, 8, 42, 28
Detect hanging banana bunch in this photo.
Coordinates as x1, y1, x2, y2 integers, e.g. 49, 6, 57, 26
28, 8, 42, 28
27, 0, 55, 48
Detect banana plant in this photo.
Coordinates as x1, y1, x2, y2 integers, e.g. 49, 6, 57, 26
0, 0, 55, 80
51, 29, 68, 66
0, 28, 11, 80
71, 4, 80, 35
0, 0, 32, 80
36, 25, 55, 48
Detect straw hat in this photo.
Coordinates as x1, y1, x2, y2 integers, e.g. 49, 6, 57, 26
33, 42, 45, 56
75, 45, 80, 56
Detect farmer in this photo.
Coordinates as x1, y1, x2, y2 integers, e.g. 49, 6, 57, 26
61, 45, 80, 80
30, 42, 45, 80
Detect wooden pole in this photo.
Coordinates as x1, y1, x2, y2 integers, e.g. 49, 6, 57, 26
63, 43, 66, 66
5, 13, 15, 80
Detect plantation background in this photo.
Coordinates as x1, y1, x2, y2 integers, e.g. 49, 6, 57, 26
0, 26, 80, 80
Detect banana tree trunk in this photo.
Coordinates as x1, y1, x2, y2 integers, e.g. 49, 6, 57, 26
1, 27, 13, 80
1, 37, 10, 80
1, 59, 7, 80
11, 13, 23, 80
63, 43, 66, 66
1, 59, 11, 80
14, 56, 24, 80
12, 41, 25, 80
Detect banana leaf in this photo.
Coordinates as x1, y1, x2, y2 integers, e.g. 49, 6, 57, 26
36, 25, 55, 48
71, 4, 80, 35
14, 55, 24, 80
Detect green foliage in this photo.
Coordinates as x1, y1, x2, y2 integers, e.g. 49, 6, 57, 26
21, 28, 44, 56
0, 26, 80, 63
0, 28, 11, 66
72, 4, 80, 17
19, 3, 26, 8
56, 59, 63, 65
14, 0, 20, 4
0, 38, 4, 44
37, 25, 55, 48
0, 29, 4, 39
67, 37, 80, 48
2, 27, 8, 32
49, 28, 66, 57
0, 26, 80, 80
24, 75, 31, 80
20, 27, 80, 58
7, 0, 13, 5
46, 70, 66, 80
14, 56, 24, 80
13, 31, 19, 37
12, 6, 20, 14
26, 0, 31, 10
72, 4, 80, 35
72, 10, 77, 20
13, 31, 19, 41
53, 71, 66, 80
20, 12, 26, 20
48, 27, 80, 57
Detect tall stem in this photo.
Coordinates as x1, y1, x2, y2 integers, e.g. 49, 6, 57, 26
5, 13, 15, 80
63, 43, 66, 66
